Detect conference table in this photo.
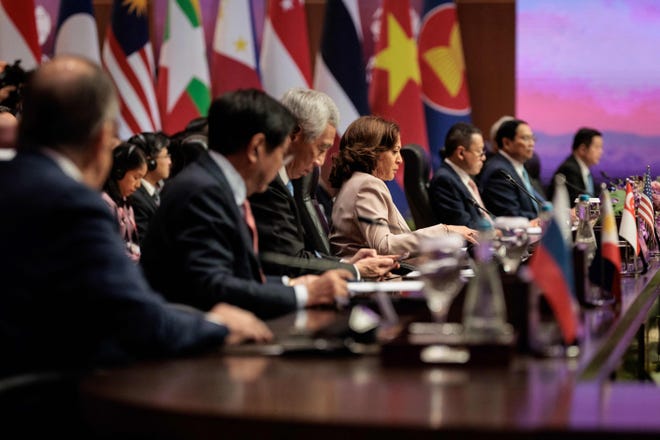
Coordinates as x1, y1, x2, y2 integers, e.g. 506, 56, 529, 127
80, 262, 660, 439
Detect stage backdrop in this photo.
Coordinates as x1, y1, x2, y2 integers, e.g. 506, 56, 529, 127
517, 0, 660, 188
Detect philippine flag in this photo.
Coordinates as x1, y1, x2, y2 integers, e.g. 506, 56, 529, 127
211, 0, 261, 97
54, 0, 100, 64
418, 0, 471, 172
588, 186, 622, 303
529, 177, 579, 344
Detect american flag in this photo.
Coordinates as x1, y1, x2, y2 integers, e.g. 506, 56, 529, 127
639, 166, 655, 233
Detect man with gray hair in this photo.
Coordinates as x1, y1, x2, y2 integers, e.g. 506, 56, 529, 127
250, 88, 398, 279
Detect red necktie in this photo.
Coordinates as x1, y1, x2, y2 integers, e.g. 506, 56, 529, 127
242, 200, 265, 283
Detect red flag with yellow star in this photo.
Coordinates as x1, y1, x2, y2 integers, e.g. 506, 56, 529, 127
419, 0, 472, 173
369, 0, 428, 216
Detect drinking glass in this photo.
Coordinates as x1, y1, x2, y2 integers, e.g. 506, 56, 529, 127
493, 216, 530, 274
418, 233, 467, 322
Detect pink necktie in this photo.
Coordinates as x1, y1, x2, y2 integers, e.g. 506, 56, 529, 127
468, 179, 488, 218
242, 200, 266, 283
242, 200, 259, 254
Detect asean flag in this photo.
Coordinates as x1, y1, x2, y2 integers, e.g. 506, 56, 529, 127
369, 0, 428, 218
418, 0, 472, 172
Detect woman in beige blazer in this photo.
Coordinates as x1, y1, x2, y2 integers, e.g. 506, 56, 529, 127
328, 116, 477, 257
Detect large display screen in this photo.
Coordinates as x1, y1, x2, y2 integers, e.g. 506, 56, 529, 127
517, 0, 660, 187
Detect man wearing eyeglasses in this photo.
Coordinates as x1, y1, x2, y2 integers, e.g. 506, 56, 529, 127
429, 122, 491, 229
479, 118, 543, 222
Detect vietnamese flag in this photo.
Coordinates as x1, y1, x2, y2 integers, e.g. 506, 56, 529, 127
369, 0, 429, 217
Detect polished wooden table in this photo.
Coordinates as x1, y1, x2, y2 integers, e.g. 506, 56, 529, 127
80, 264, 660, 439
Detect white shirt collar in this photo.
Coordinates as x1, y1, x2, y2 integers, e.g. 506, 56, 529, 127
444, 158, 471, 186
499, 150, 526, 180
278, 166, 290, 187
574, 154, 591, 184
41, 147, 84, 182
140, 178, 156, 196
208, 150, 246, 207
0, 148, 16, 160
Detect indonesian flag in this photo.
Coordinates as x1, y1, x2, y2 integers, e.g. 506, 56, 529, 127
157, 0, 211, 135
619, 181, 639, 255
260, 0, 312, 99
0, 0, 41, 69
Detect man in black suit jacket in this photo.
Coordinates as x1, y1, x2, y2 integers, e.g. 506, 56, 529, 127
127, 131, 172, 245
141, 89, 352, 320
547, 127, 603, 206
429, 122, 490, 229
0, 56, 270, 378
249, 88, 397, 279
479, 119, 542, 222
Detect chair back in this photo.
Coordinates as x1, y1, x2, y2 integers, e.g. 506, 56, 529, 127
293, 166, 332, 255
401, 144, 435, 229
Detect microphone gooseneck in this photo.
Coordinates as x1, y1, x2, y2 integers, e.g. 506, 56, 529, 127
470, 198, 495, 219
499, 169, 544, 207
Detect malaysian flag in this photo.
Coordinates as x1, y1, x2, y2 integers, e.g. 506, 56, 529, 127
102, 0, 161, 139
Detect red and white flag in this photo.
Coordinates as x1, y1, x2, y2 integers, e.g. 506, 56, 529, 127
102, 0, 160, 139
211, 0, 261, 97
260, 0, 312, 99
619, 181, 639, 255
0, 0, 41, 70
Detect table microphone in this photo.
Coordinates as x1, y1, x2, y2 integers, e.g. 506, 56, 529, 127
469, 198, 495, 219
499, 169, 545, 207
560, 178, 593, 197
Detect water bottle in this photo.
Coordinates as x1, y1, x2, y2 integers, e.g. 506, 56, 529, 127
574, 194, 597, 265
462, 218, 509, 341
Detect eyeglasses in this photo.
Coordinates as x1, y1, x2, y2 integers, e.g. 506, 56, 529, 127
517, 135, 536, 143
466, 149, 486, 158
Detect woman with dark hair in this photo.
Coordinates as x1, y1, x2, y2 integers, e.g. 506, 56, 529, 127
329, 116, 477, 257
102, 142, 147, 262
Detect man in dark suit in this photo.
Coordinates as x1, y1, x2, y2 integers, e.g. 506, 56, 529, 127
428, 122, 490, 229
547, 127, 603, 206
0, 56, 271, 378
479, 119, 542, 223
141, 89, 352, 320
127, 131, 172, 245
249, 88, 398, 279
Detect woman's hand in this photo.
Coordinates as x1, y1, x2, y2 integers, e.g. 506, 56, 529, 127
447, 225, 479, 244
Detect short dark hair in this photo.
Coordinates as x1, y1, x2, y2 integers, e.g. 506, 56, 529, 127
571, 127, 602, 151
128, 131, 170, 159
18, 57, 117, 152
329, 116, 400, 188
207, 89, 296, 156
444, 122, 482, 158
495, 119, 528, 149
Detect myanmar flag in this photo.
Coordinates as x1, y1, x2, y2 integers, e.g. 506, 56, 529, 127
157, 0, 211, 135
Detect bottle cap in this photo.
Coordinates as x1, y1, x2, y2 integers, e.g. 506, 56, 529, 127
579, 194, 590, 202
541, 201, 553, 212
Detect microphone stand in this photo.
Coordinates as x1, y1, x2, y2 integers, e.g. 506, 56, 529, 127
499, 170, 545, 208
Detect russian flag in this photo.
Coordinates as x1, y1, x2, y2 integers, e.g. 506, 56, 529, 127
102, 0, 161, 139
313, 0, 369, 135
0, 0, 41, 70
211, 0, 261, 97
54, 0, 100, 64
529, 178, 579, 344
418, 0, 472, 172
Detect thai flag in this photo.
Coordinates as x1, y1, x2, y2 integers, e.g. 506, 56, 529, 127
529, 177, 579, 344
211, 0, 261, 97
0, 0, 41, 70
260, 0, 312, 99
102, 0, 161, 139
54, 0, 100, 64
313, 0, 369, 135
418, 0, 472, 172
